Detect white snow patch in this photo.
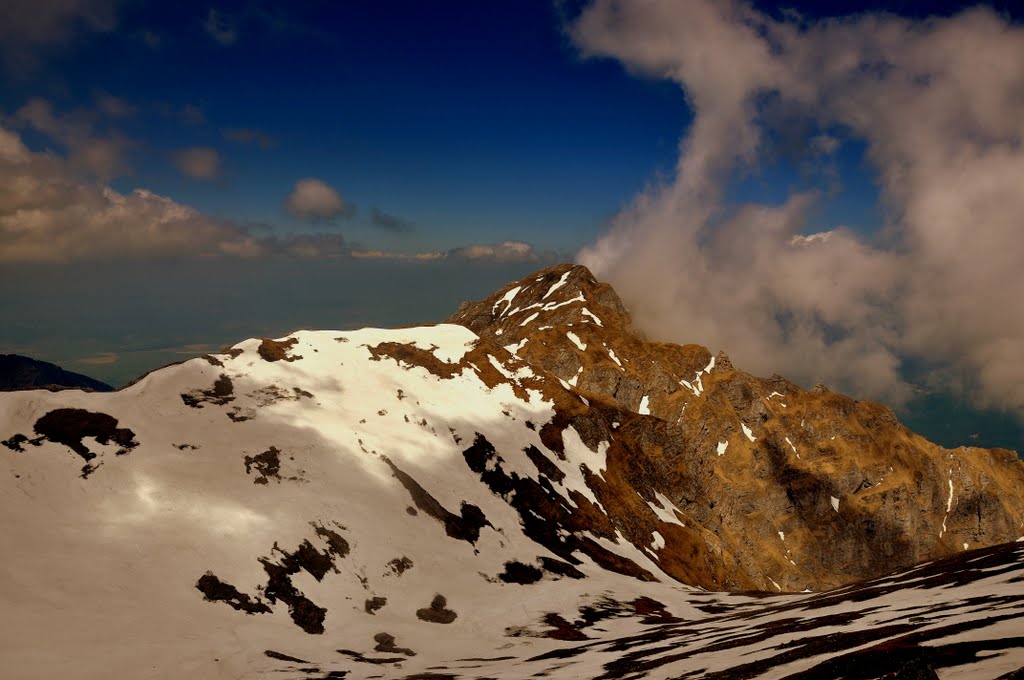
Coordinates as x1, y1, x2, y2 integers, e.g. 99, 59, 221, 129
741, 423, 756, 442
717, 440, 729, 456
680, 379, 700, 398
495, 328, 503, 336
542, 292, 585, 312
768, 577, 782, 591
703, 356, 715, 373
831, 496, 840, 512
542, 270, 572, 300
519, 312, 540, 327
492, 286, 521, 315
566, 331, 587, 352
648, 492, 686, 527
941, 473, 955, 538
638, 395, 651, 415
651, 531, 665, 551
581, 308, 603, 326
607, 347, 624, 368
778, 531, 785, 541
504, 338, 528, 355
963, 543, 969, 550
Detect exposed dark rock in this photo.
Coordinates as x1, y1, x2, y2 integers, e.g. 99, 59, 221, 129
2, 433, 43, 452
498, 560, 544, 584
181, 374, 234, 408
30, 408, 138, 476
416, 594, 457, 624
244, 446, 282, 484
386, 556, 413, 576
373, 632, 416, 656
364, 597, 387, 614
264, 650, 310, 663
383, 455, 491, 544
195, 572, 271, 615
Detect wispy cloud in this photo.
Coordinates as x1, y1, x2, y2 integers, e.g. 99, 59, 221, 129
369, 207, 414, 233
572, 1, 1024, 415
284, 178, 353, 222
0, 0, 123, 71
204, 8, 237, 46
222, 127, 274, 149
0, 125, 348, 262
8, 97, 134, 179
77, 352, 119, 365
170, 146, 221, 181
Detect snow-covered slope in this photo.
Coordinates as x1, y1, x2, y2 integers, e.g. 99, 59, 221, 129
2, 270, 1023, 679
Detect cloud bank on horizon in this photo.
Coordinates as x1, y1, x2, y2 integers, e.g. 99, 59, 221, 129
0, 123, 552, 264
572, 0, 1024, 416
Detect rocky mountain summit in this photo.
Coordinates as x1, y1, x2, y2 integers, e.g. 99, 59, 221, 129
449, 263, 1024, 592
1, 264, 1022, 679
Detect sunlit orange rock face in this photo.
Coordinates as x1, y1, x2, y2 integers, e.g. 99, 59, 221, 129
449, 263, 1024, 592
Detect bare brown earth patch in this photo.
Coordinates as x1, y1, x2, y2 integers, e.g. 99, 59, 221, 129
181, 373, 234, 408
416, 594, 457, 624
31, 408, 138, 477
366, 342, 462, 379
259, 337, 303, 362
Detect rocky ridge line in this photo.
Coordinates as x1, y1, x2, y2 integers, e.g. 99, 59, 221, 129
448, 263, 1024, 591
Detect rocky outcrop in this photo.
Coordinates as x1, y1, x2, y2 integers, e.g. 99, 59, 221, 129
449, 263, 1024, 591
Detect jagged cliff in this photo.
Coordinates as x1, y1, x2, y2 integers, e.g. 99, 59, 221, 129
449, 263, 1024, 591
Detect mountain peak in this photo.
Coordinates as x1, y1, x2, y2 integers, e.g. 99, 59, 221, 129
448, 263, 630, 336
445, 263, 1024, 592
2, 266, 1023, 678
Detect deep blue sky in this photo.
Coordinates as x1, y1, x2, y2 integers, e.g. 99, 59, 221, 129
4, 1, 1021, 255
3, 1, 689, 254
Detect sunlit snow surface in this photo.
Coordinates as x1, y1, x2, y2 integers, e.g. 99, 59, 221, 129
1, 324, 1023, 679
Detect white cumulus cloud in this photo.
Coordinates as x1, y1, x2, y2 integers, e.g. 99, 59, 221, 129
572, 0, 1024, 415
